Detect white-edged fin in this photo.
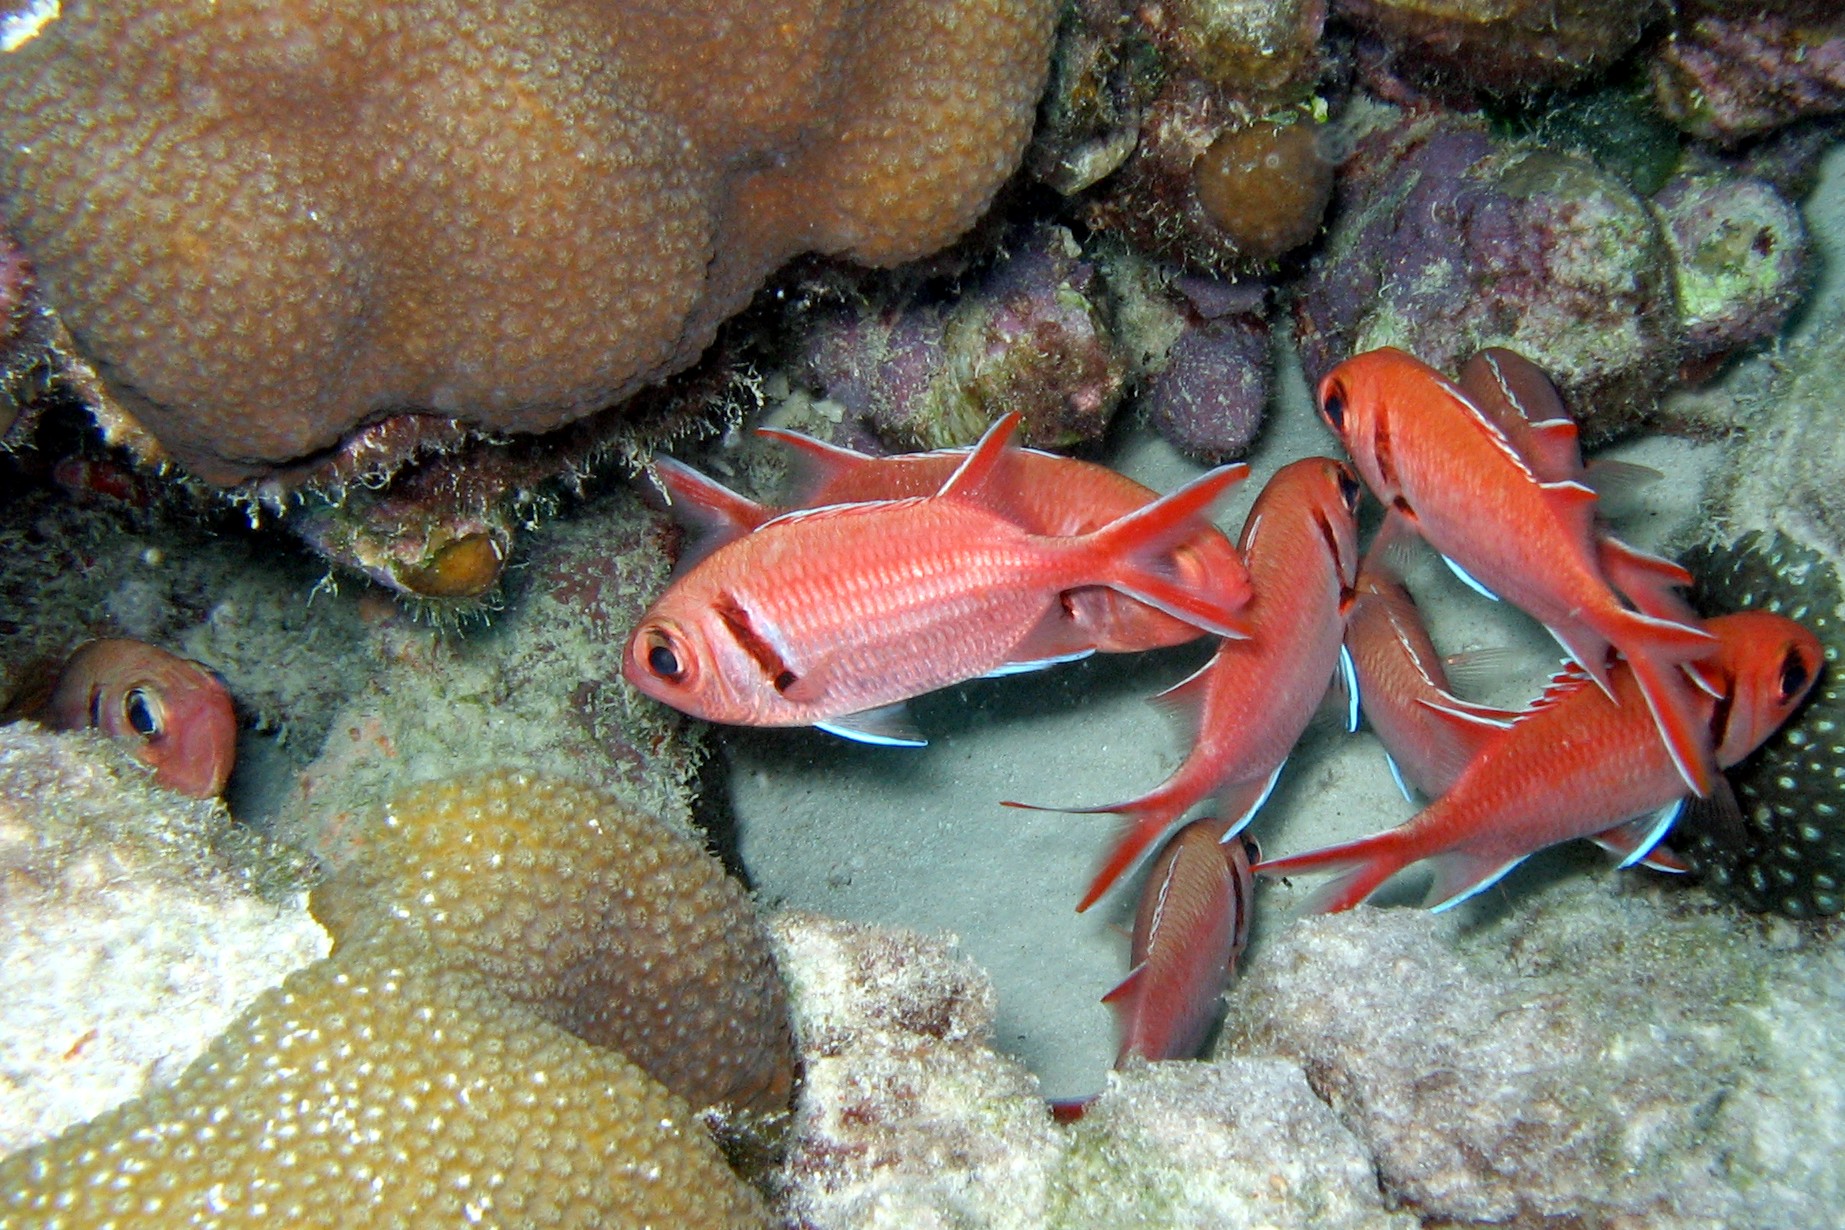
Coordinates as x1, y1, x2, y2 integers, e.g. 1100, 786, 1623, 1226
1441, 554, 1502, 602
1222, 764, 1285, 838
1611, 799, 1687, 869
1384, 752, 1416, 804
1425, 853, 1528, 912
816, 703, 927, 748
1338, 644, 1361, 732
979, 649, 1094, 679
936, 412, 1020, 503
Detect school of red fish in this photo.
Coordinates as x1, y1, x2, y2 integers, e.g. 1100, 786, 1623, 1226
625, 344, 1821, 1075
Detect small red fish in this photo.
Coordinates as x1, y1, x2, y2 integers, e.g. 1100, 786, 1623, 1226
1344, 526, 1516, 802
1008, 456, 1362, 911
1455, 348, 1700, 625
1255, 611, 1822, 913
1108, 817, 1257, 1065
624, 414, 1250, 743
651, 428, 1249, 658
44, 639, 238, 798
1344, 528, 1689, 873
1317, 346, 1719, 795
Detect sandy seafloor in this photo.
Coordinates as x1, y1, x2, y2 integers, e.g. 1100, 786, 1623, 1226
730, 142, 1845, 1101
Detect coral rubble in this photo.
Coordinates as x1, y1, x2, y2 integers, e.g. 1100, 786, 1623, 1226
0, 0, 1058, 484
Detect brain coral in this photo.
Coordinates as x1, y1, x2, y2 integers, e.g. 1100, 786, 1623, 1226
0, 932, 771, 1229
310, 771, 796, 1123
0, 0, 1058, 484
0, 771, 788, 1227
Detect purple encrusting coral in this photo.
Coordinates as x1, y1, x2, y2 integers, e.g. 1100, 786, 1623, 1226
1652, 11, 1845, 144
1141, 276, 1272, 464
1295, 115, 1679, 439
797, 223, 1130, 451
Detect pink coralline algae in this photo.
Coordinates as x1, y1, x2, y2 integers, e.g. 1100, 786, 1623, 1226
1295, 116, 1680, 440
796, 224, 1131, 451
1140, 276, 1273, 465
1653, 11, 1845, 144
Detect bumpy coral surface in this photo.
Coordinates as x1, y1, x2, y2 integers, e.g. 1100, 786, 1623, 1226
1682, 532, 1845, 917
0, 932, 770, 1229
311, 771, 796, 1121
1653, 172, 1812, 363
1652, 11, 1845, 144
0, 770, 784, 1226
0, 0, 1057, 483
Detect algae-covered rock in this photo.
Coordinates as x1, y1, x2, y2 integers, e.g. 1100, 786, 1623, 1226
1221, 874, 1845, 1226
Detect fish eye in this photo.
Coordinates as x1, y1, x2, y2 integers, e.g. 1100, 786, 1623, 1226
1319, 378, 1347, 431
122, 687, 163, 738
643, 629, 689, 685
1335, 465, 1363, 513
1778, 647, 1814, 702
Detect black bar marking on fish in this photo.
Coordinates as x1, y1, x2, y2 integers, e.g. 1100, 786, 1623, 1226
1372, 402, 1397, 489
1707, 667, 1736, 752
715, 595, 799, 694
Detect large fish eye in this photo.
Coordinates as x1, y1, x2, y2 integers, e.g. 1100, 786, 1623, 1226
1779, 646, 1814, 703
122, 687, 163, 738
1319, 378, 1347, 431
642, 628, 689, 685
1334, 464, 1362, 514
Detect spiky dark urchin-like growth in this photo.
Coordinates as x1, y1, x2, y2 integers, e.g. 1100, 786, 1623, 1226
1682, 531, 1845, 917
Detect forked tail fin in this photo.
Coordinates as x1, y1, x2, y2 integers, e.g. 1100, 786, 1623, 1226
1079, 464, 1253, 638
1003, 789, 1191, 913
1601, 607, 1721, 796
1253, 829, 1417, 914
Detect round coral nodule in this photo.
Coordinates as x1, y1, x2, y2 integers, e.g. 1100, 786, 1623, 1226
393, 529, 508, 599
1193, 119, 1336, 264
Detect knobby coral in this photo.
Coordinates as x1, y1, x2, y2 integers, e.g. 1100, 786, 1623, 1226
0, 0, 1058, 484
0, 771, 792, 1227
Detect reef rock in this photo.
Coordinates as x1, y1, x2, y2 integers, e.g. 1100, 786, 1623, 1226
1223, 874, 1845, 1227
0, 725, 325, 1156
0, 0, 1058, 484
1652, 11, 1845, 144
1295, 114, 1681, 439
767, 913, 1414, 1229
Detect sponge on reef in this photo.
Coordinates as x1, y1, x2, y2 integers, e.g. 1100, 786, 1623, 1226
0, 0, 1059, 483
0, 771, 790, 1227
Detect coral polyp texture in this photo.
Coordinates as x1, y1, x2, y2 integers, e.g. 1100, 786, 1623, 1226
310, 771, 796, 1124
0, 933, 771, 1229
0, 0, 1058, 484
0, 770, 784, 1227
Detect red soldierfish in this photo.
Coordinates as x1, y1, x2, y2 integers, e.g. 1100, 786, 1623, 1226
1108, 816, 1257, 1065
624, 414, 1251, 745
650, 429, 1250, 658
1344, 526, 1516, 802
1008, 456, 1362, 911
1344, 528, 1689, 873
45, 639, 238, 798
1317, 346, 1719, 796
1255, 611, 1822, 913
1455, 348, 1700, 626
